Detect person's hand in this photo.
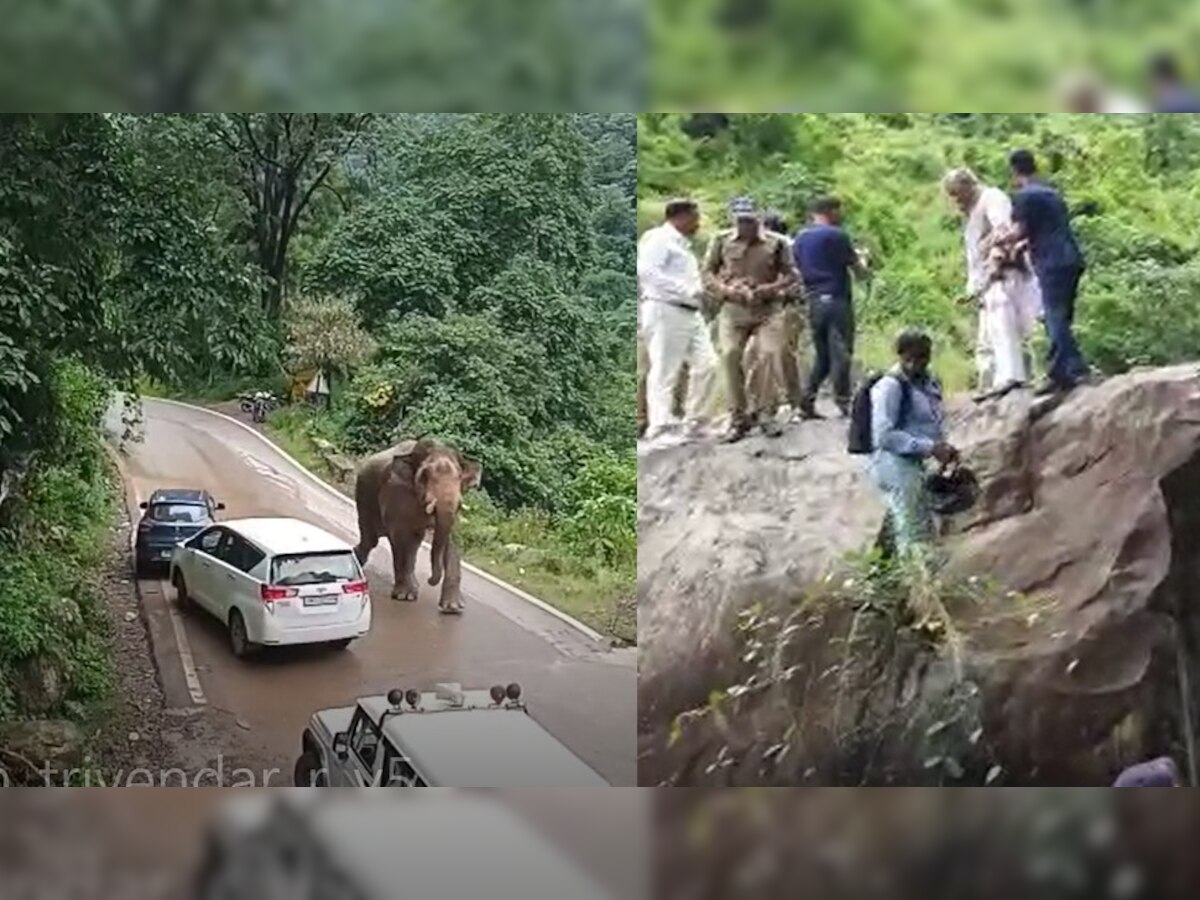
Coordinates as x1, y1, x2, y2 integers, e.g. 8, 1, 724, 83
856, 247, 872, 270
931, 442, 959, 467
750, 283, 775, 303
733, 282, 755, 304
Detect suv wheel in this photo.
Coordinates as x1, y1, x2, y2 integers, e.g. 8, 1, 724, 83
228, 610, 255, 659
294, 751, 327, 787
328, 638, 353, 651
173, 572, 192, 610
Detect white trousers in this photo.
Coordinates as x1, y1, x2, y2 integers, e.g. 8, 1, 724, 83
642, 300, 718, 435
978, 281, 1029, 388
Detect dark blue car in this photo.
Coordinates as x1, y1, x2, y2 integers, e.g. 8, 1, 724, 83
135, 488, 224, 576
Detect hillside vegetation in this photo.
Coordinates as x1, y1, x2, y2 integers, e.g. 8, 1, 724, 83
639, 113, 1200, 392
650, 0, 1200, 110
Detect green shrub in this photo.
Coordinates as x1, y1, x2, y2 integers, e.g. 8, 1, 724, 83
0, 358, 117, 717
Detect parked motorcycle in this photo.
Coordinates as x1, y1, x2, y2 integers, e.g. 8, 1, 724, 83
238, 391, 278, 423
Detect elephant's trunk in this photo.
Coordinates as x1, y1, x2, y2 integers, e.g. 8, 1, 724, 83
428, 504, 454, 586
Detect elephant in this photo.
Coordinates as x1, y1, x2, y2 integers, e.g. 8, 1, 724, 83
352, 438, 483, 614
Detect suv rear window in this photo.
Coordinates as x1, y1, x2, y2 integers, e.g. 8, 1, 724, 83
270, 552, 359, 586
149, 503, 208, 524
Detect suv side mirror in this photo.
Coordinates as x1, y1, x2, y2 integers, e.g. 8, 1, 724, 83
332, 733, 349, 761
215, 502, 226, 511
139, 501, 148, 509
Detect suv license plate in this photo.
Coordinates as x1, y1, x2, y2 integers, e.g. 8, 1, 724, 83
303, 594, 339, 607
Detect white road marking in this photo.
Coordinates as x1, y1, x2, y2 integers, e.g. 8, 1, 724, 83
166, 594, 207, 707
128, 481, 207, 707
148, 396, 609, 643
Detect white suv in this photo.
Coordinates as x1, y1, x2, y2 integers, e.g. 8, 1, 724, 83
170, 517, 371, 658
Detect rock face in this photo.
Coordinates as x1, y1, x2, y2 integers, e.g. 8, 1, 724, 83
638, 365, 1200, 784
0, 720, 84, 784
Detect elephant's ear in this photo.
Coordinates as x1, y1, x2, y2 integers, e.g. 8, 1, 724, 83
459, 457, 483, 491
393, 438, 434, 470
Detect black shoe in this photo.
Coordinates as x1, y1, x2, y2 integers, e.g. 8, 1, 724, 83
835, 400, 851, 418
797, 400, 824, 420
1032, 378, 1064, 397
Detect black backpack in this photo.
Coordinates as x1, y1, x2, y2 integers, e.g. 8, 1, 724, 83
847, 372, 912, 455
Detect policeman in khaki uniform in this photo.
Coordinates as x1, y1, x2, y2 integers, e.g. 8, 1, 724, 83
744, 211, 808, 423
703, 197, 801, 443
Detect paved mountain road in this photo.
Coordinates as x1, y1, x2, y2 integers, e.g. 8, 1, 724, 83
106, 398, 635, 785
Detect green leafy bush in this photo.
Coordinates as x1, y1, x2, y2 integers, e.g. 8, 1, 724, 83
0, 358, 117, 717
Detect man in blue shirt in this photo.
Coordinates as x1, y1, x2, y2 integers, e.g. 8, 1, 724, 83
1008, 149, 1090, 396
1149, 52, 1200, 113
869, 329, 959, 559
792, 196, 870, 418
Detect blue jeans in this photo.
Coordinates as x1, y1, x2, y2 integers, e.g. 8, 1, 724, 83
1039, 265, 1088, 386
869, 453, 933, 558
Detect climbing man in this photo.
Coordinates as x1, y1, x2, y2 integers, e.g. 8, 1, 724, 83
704, 196, 799, 443
638, 198, 719, 447
793, 196, 870, 419
867, 329, 959, 559
1007, 149, 1091, 396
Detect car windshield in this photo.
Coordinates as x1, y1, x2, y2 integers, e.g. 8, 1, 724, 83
148, 503, 207, 524
271, 552, 358, 586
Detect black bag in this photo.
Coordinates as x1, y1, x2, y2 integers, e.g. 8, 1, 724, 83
926, 466, 980, 516
847, 372, 912, 454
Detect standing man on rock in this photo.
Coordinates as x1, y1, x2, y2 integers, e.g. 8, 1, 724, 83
1007, 149, 1090, 396
637, 198, 719, 448
793, 196, 870, 419
703, 196, 799, 443
943, 167, 1040, 399
744, 210, 807, 424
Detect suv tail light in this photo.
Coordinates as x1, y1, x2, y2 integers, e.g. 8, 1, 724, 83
261, 585, 298, 602
342, 580, 367, 594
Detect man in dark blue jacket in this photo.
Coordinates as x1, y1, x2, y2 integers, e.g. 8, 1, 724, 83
792, 196, 870, 417
1149, 52, 1200, 113
1008, 149, 1090, 396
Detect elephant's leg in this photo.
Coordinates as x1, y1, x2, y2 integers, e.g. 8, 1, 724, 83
390, 533, 421, 602
438, 538, 465, 614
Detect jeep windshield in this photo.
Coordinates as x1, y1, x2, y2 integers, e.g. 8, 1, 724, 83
271, 551, 359, 586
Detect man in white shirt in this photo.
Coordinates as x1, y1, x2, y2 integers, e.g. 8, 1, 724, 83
943, 168, 1040, 398
637, 198, 718, 446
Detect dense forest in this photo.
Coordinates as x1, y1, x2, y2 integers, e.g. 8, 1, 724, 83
0, 114, 635, 721
0, 1, 642, 112
639, 113, 1200, 391
651, 0, 1200, 110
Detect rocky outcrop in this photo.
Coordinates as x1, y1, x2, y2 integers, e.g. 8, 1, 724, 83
638, 365, 1200, 784
0, 720, 84, 784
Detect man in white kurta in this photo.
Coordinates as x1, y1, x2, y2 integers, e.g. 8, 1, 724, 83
637, 199, 718, 446
943, 168, 1040, 396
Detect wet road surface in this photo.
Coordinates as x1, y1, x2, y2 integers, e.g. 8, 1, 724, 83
109, 398, 635, 786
